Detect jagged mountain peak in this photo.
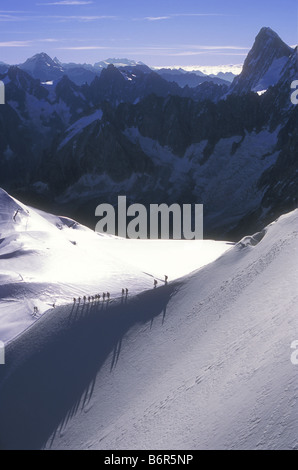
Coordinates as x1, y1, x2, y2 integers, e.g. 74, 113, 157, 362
53, 56, 62, 66
55, 74, 78, 90
23, 52, 60, 67
100, 63, 126, 82
257, 26, 282, 39
253, 27, 293, 57
6, 65, 43, 88
19, 52, 64, 82
230, 27, 294, 94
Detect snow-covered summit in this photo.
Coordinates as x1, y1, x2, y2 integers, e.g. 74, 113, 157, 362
94, 58, 146, 69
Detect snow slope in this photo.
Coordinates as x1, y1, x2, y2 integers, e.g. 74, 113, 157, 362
0, 189, 229, 343
0, 205, 297, 450
252, 56, 289, 92
58, 109, 103, 150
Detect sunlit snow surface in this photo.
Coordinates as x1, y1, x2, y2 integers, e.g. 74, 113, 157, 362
0, 189, 230, 342
0, 199, 297, 450
49, 209, 298, 451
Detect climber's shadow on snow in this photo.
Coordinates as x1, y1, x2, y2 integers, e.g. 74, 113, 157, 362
0, 283, 178, 450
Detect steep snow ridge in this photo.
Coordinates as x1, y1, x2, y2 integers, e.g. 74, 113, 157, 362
0, 208, 296, 450
0, 189, 230, 343
252, 56, 289, 92
58, 109, 103, 150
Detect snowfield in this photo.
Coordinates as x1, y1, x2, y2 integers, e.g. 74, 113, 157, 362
0, 189, 297, 450
0, 188, 229, 343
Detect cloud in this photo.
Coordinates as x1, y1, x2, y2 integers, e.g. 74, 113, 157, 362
191, 64, 243, 75
138, 13, 228, 21
54, 15, 116, 21
38, 38, 60, 42
0, 14, 117, 22
0, 41, 32, 47
0, 14, 26, 21
58, 46, 109, 50
154, 64, 244, 75
0, 38, 59, 47
57, 44, 247, 54
172, 13, 227, 17
167, 51, 248, 57
184, 45, 249, 50
144, 17, 171, 21
58, 44, 247, 58
37, 1, 94, 5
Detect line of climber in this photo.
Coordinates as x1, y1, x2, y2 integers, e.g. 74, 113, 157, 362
72, 276, 169, 305
73, 292, 112, 304
32, 276, 169, 318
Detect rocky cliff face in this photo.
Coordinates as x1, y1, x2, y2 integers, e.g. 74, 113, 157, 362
229, 27, 294, 94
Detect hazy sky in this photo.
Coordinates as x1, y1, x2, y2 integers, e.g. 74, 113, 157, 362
0, 0, 297, 67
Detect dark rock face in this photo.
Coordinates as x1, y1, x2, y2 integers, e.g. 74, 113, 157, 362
260, 105, 298, 217
157, 69, 230, 88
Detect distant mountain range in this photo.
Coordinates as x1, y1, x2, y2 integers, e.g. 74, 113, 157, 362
0, 54, 234, 87
0, 27, 297, 239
